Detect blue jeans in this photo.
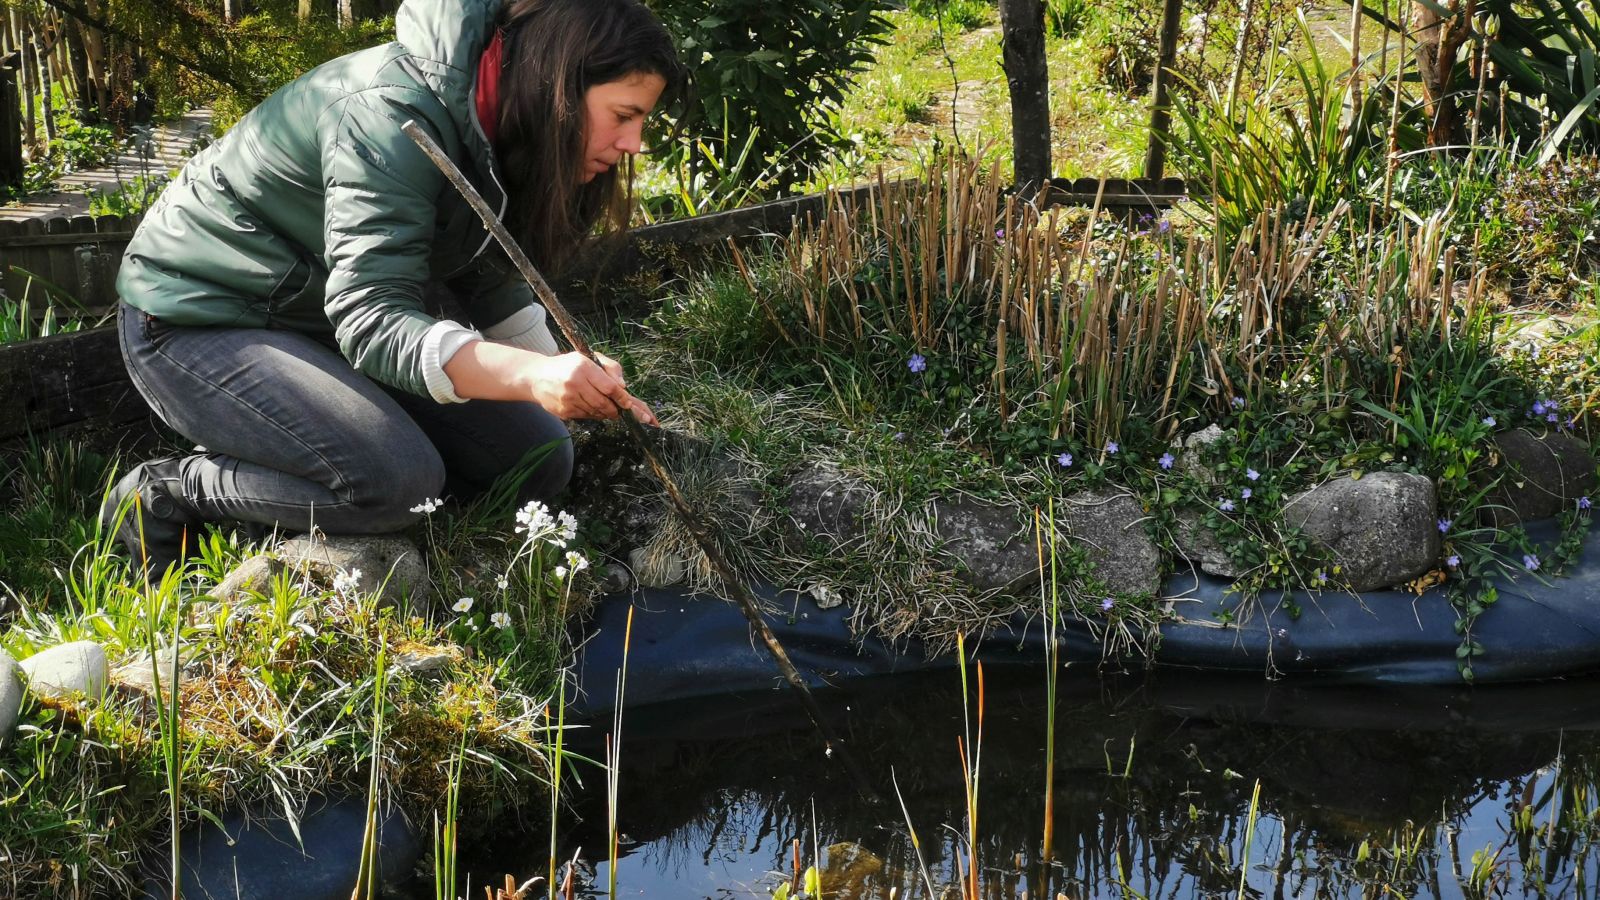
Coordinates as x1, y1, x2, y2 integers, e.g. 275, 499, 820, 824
117, 301, 572, 534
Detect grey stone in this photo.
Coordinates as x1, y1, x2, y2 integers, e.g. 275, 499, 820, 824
628, 546, 687, 588
1483, 429, 1597, 527
275, 534, 430, 614
599, 563, 634, 594
786, 462, 874, 547
932, 499, 1038, 593
211, 554, 287, 602
20, 641, 109, 701
1284, 472, 1439, 591
1172, 506, 1244, 578
806, 583, 844, 610
392, 644, 456, 676
142, 796, 421, 900
1059, 488, 1164, 597
1174, 425, 1229, 487
111, 646, 194, 698
0, 651, 23, 739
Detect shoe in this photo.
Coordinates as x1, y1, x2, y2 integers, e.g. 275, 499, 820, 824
100, 457, 205, 578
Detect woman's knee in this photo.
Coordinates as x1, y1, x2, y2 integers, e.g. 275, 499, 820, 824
345, 448, 448, 532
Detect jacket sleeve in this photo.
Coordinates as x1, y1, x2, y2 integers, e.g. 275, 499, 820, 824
450, 259, 560, 354
319, 90, 476, 401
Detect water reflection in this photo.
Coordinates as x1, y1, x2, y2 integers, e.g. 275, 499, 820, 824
471, 667, 1600, 898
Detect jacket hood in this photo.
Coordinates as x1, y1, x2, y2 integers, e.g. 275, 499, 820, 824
395, 0, 502, 143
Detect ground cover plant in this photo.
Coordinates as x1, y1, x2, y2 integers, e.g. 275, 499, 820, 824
0, 434, 606, 896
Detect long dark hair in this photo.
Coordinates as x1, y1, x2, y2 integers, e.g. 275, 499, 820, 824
495, 0, 683, 273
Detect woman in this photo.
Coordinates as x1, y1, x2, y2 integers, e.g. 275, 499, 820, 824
105, 0, 684, 576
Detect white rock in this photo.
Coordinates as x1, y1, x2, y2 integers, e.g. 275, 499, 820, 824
0, 651, 24, 738
21, 641, 110, 701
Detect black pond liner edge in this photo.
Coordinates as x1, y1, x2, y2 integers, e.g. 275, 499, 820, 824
572, 519, 1600, 716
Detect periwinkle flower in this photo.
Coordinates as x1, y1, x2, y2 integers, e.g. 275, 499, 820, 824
1057, 452, 1074, 468
908, 353, 927, 373
1523, 553, 1541, 572
1158, 452, 1175, 470
1219, 498, 1235, 512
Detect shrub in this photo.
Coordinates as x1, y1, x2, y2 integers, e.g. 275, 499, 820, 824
650, 0, 894, 191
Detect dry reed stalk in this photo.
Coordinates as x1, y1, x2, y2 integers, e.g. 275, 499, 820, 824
994, 316, 1009, 420
728, 239, 794, 345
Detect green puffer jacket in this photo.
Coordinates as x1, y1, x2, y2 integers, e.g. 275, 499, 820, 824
117, 0, 556, 400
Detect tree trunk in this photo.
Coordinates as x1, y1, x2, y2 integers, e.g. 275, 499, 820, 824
1143, 0, 1184, 180
80, 0, 108, 117
13, 11, 36, 155
36, 23, 56, 144
0, 52, 22, 189
223, 0, 241, 25
996, 0, 1050, 198
298, 0, 315, 22
338, 0, 354, 28
1414, 0, 1475, 147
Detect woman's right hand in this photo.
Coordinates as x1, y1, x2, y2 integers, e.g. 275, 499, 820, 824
524, 351, 657, 425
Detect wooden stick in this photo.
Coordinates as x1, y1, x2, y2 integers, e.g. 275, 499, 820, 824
402, 120, 881, 805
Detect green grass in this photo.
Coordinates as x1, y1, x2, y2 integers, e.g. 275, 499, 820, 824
0, 436, 597, 896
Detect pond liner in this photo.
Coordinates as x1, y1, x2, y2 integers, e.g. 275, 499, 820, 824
571, 521, 1600, 714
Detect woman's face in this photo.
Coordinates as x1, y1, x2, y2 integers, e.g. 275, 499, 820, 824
580, 71, 667, 183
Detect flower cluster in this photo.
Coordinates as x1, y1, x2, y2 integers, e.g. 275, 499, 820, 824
410, 497, 443, 515
515, 500, 579, 547
332, 567, 363, 598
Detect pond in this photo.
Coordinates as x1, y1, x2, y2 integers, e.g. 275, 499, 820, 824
458, 665, 1600, 898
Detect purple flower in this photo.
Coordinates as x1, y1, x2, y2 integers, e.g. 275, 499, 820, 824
1317, 570, 1328, 584
1246, 468, 1260, 481
1447, 554, 1461, 568
1057, 452, 1073, 468
1100, 597, 1115, 611
1547, 412, 1559, 423
996, 229, 1005, 240
907, 353, 927, 374
1241, 487, 1253, 500
1158, 452, 1175, 470
893, 431, 906, 442
1231, 395, 1246, 409
1105, 441, 1119, 455
1579, 496, 1592, 510
1531, 399, 1550, 416
1523, 553, 1541, 572
1219, 498, 1235, 512
1437, 518, 1452, 534
1156, 219, 1171, 234
1482, 415, 1497, 427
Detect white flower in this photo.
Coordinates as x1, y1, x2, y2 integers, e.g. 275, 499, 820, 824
564, 551, 589, 573
515, 500, 554, 535
490, 611, 511, 629
495, 575, 510, 591
554, 566, 568, 578
333, 568, 363, 596
550, 510, 579, 548
452, 596, 474, 613
409, 497, 443, 515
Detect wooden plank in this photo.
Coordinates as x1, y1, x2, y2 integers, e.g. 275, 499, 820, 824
0, 324, 148, 439
0, 229, 136, 246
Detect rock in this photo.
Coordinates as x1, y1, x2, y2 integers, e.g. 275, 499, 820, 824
0, 651, 23, 739
111, 646, 194, 698
391, 642, 457, 676
599, 563, 634, 594
1172, 506, 1244, 579
806, 583, 844, 610
20, 641, 109, 701
823, 841, 885, 899
275, 534, 430, 614
1284, 472, 1439, 591
931, 498, 1038, 593
1175, 425, 1228, 485
1483, 429, 1597, 527
628, 546, 687, 588
786, 462, 873, 547
142, 796, 422, 900
211, 554, 287, 602
1059, 488, 1164, 597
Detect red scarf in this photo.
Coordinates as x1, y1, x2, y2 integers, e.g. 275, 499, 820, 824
475, 30, 505, 144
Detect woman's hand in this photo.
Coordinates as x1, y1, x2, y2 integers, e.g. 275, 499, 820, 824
444, 342, 657, 425
525, 351, 657, 425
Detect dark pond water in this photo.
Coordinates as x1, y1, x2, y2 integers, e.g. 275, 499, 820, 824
466, 666, 1600, 898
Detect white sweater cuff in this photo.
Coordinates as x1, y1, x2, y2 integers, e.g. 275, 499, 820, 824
421, 321, 482, 404
483, 304, 560, 356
